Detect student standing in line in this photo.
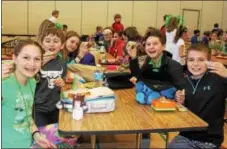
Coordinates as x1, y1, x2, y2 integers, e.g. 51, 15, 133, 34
112, 13, 124, 32
49, 10, 59, 23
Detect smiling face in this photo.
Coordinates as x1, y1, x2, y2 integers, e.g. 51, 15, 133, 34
42, 34, 63, 54
211, 33, 218, 41
13, 45, 42, 78
145, 36, 165, 59
187, 50, 208, 77
65, 36, 80, 52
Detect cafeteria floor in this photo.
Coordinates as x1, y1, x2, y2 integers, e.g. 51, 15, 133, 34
77, 123, 227, 148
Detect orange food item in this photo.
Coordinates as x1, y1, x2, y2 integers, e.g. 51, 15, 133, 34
68, 93, 76, 99
62, 84, 72, 91
152, 97, 176, 109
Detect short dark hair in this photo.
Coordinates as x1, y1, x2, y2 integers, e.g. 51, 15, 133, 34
52, 10, 59, 16
143, 28, 166, 45
40, 28, 65, 44
96, 26, 102, 31
203, 31, 211, 36
187, 43, 211, 60
194, 29, 200, 34
63, 24, 68, 29
122, 27, 140, 41
114, 14, 122, 20
214, 23, 219, 28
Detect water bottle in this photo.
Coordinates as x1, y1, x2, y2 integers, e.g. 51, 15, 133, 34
103, 73, 109, 87
94, 64, 104, 87
100, 46, 107, 63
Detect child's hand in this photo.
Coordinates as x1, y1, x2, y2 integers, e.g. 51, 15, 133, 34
207, 62, 227, 78
78, 42, 89, 59
175, 89, 185, 104
2, 63, 14, 79
34, 132, 57, 148
54, 77, 65, 88
126, 41, 137, 59
129, 77, 137, 85
42, 52, 57, 66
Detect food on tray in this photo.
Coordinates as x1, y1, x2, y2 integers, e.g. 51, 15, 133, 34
176, 103, 188, 112
127, 41, 137, 49
62, 84, 72, 91
62, 88, 90, 99
151, 96, 176, 110
43, 51, 56, 57
65, 71, 74, 83
83, 82, 95, 88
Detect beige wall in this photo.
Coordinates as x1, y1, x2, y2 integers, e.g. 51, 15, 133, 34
221, 1, 227, 31
2, 1, 227, 36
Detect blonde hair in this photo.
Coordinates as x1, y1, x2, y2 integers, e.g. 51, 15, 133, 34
37, 19, 56, 43
166, 17, 179, 32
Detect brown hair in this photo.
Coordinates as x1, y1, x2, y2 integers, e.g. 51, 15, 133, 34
114, 14, 122, 20
122, 27, 140, 41
40, 27, 65, 44
52, 10, 59, 16
37, 19, 56, 43
143, 28, 166, 45
187, 43, 211, 60
62, 31, 80, 60
166, 17, 179, 32
174, 26, 187, 43
14, 40, 44, 59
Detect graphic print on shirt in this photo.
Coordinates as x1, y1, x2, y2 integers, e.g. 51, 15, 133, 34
14, 92, 33, 134
40, 68, 63, 89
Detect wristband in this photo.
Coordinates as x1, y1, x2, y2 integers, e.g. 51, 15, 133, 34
32, 130, 40, 140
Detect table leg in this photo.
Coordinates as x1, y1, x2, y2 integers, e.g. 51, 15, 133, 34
136, 133, 142, 148
91, 135, 96, 149
165, 133, 169, 148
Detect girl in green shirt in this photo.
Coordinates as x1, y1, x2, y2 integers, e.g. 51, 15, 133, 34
2, 40, 56, 148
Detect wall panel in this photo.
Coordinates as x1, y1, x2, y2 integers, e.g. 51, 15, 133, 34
200, 1, 223, 33
56, 1, 82, 34
156, 1, 181, 29
133, 1, 157, 35
2, 1, 27, 34
107, 1, 133, 28
81, 1, 108, 35
28, 1, 55, 34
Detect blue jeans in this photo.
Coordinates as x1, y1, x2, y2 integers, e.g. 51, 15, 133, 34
167, 135, 218, 149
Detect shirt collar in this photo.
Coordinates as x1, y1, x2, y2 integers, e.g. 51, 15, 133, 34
148, 54, 163, 68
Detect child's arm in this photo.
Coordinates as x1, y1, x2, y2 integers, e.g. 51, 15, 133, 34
175, 89, 185, 104
207, 62, 227, 79
168, 61, 185, 90
30, 119, 57, 148
179, 45, 186, 57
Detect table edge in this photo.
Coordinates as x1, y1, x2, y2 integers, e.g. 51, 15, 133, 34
58, 125, 208, 135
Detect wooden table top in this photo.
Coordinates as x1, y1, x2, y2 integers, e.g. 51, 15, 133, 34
58, 89, 208, 135
211, 56, 227, 66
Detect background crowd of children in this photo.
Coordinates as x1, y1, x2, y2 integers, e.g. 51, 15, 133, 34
2, 10, 227, 149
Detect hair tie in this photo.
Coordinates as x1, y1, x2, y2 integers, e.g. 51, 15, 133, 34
177, 15, 184, 26
56, 23, 63, 30
165, 14, 172, 27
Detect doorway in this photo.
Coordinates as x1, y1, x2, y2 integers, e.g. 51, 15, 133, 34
182, 9, 200, 38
